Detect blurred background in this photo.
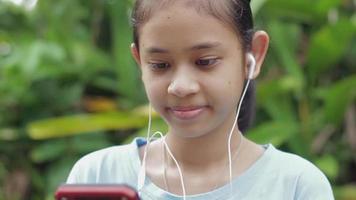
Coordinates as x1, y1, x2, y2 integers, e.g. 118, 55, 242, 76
0, 0, 355, 199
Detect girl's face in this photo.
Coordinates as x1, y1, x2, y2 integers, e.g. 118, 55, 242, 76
133, 2, 246, 138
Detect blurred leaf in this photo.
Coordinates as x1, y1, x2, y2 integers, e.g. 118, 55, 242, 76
45, 156, 78, 199
70, 133, 112, 154
257, 77, 298, 122
258, 76, 303, 101
131, 104, 160, 117
82, 96, 117, 112
246, 121, 298, 147
29, 165, 46, 199
267, 20, 305, 94
30, 140, 67, 163
71, 42, 111, 71
334, 185, 356, 200
27, 111, 147, 140
0, 128, 19, 141
0, 161, 7, 183
28, 80, 84, 115
264, 0, 317, 22
21, 40, 66, 77
315, 0, 341, 17
90, 76, 119, 94
314, 154, 339, 179
323, 75, 356, 125
307, 19, 356, 79
251, 0, 268, 15
262, 97, 296, 122
109, 0, 143, 108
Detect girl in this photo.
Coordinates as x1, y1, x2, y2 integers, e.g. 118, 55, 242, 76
67, 0, 334, 199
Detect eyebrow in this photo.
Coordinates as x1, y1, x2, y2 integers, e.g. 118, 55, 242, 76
188, 42, 222, 51
145, 42, 222, 54
146, 47, 169, 54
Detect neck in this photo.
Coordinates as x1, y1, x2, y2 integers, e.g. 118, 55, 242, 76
164, 123, 243, 170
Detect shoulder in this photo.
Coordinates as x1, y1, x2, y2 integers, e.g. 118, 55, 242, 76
267, 145, 334, 199
66, 139, 143, 184
73, 143, 132, 170
267, 146, 318, 172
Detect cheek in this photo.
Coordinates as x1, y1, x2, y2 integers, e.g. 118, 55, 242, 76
206, 69, 244, 107
142, 76, 168, 107
212, 81, 239, 104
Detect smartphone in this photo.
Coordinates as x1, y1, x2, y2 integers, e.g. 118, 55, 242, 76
55, 184, 140, 200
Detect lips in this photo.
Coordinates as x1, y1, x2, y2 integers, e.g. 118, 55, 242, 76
168, 105, 207, 120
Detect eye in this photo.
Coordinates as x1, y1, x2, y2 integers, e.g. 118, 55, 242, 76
195, 58, 219, 67
148, 62, 170, 70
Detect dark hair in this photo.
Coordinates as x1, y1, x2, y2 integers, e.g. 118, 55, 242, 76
131, 0, 256, 132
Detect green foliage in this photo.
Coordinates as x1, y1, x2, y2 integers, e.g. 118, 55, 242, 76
28, 111, 147, 139
250, 0, 356, 198
0, 0, 145, 199
0, 0, 355, 199
322, 75, 356, 125
247, 121, 298, 146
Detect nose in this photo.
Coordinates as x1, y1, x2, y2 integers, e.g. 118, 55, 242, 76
167, 69, 200, 98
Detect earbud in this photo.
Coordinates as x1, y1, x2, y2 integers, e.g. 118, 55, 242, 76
227, 53, 255, 193
247, 53, 256, 80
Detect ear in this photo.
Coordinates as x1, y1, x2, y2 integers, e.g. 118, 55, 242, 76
130, 43, 141, 66
245, 31, 269, 79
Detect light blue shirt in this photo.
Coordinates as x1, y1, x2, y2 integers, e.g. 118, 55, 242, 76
66, 138, 334, 199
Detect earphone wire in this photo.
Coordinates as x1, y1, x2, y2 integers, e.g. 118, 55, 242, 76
227, 78, 251, 194
203, 133, 242, 195
143, 131, 187, 200
163, 135, 187, 199
138, 105, 187, 200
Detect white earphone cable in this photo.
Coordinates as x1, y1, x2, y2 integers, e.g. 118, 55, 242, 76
163, 135, 187, 199
227, 78, 251, 194
138, 105, 186, 200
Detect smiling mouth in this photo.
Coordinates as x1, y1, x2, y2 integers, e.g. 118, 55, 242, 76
168, 106, 207, 120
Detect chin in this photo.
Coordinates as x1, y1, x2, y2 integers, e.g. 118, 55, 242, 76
168, 124, 213, 139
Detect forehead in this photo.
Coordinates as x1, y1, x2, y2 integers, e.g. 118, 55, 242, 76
138, 3, 241, 53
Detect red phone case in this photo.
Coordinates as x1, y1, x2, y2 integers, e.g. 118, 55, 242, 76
55, 184, 140, 200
